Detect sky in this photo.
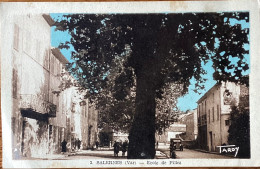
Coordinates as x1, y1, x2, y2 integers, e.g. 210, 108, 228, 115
50, 13, 250, 112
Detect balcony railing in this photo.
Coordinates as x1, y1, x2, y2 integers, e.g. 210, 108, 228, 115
20, 94, 56, 117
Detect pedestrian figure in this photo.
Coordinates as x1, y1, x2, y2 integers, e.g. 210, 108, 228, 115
73, 139, 77, 151
170, 142, 174, 152
113, 141, 120, 157
121, 140, 128, 157
171, 150, 177, 158
67, 142, 71, 153
13, 145, 21, 160
180, 143, 183, 151
96, 141, 99, 150
61, 139, 67, 154
170, 141, 176, 159
78, 139, 81, 150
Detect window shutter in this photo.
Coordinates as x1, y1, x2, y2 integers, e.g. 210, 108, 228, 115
12, 69, 18, 98
50, 55, 54, 74
13, 24, 19, 51
44, 49, 50, 70
212, 107, 214, 122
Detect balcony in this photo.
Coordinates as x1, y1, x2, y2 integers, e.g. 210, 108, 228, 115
20, 94, 56, 119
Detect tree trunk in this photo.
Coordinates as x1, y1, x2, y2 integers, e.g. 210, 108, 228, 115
127, 75, 156, 159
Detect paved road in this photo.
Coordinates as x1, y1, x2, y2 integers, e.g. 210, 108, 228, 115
54, 150, 125, 160
31, 146, 233, 160
63, 149, 233, 160
63, 150, 168, 160
160, 148, 234, 159
48, 149, 168, 160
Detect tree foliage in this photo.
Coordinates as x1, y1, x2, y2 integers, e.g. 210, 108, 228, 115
55, 13, 249, 97
155, 83, 183, 131
228, 105, 250, 158
54, 12, 249, 158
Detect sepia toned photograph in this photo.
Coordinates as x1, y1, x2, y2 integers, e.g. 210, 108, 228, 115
1, 1, 260, 168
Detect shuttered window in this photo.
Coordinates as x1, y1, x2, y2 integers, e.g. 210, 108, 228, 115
13, 24, 19, 51
217, 105, 220, 120
12, 69, 18, 98
50, 55, 54, 74
43, 49, 50, 70
212, 107, 214, 122
208, 109, 210, 124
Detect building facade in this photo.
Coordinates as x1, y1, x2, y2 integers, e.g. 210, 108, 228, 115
62, 86, 98, 151
85, 102, 99, 149
197, 81, 249, 152
9, 14, 57, 158
155, 123, 186, 143
179, 109, 198, 141
3, 14, 99, 158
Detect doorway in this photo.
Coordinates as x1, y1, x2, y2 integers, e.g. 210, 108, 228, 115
209, 131, 213, 151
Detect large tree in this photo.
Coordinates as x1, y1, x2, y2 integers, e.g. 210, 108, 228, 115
228, 89, 250, 158
54, 13, 249, 159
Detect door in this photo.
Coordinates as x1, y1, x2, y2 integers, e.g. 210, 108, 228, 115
209, 131, 213, 151
21, 117, 48, 157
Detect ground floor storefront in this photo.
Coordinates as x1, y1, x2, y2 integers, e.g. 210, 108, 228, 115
12, 112, 65, 159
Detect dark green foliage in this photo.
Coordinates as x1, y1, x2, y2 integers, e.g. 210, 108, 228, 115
228, 105, 250, 158
54, 12, 249, 158
55, 13, 249, 96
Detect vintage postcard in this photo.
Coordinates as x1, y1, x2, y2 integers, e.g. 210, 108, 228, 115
1, 1, 260, 168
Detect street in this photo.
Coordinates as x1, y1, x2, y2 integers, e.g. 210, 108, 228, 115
47, 149, 168, 160
160, 148, 234, 159
157, 143, 234, 159
64, 149, 126, 160
39, 145, 234, 160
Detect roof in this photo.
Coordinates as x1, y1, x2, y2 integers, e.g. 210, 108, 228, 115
197, 83, 221, 104
178, 108, 197, 120
51, 48, 69, 64
170, 138, 183, 141
167, 124, 186, 132
42, 14, 55, 26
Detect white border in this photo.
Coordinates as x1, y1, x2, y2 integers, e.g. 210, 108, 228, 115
1, 0, 260, 168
